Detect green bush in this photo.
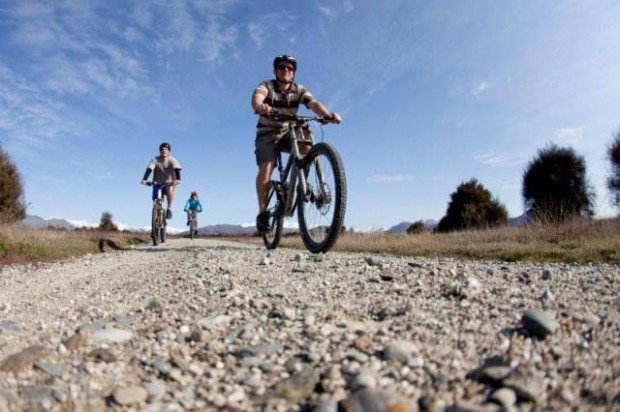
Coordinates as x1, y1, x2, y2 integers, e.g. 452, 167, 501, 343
437, 178, 508, 232
523, 144, 594, 222
0, 145, 27, 223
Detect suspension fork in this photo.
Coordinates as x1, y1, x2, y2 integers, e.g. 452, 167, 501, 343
298, 126, 330, 202
283, 128, 308, 216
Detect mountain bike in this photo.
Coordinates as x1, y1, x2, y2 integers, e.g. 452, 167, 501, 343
261, 113, 346, 253
187, 211, 198, 240
145, 182, 173, 246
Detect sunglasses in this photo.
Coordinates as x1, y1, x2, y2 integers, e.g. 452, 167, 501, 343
277, 65, 295, 72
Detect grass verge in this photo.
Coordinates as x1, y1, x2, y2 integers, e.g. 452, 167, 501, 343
0, 226, 149, 266
242, 216, 620, 263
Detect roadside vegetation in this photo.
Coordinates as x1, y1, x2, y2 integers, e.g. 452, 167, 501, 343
264, 216, 620, 263
0, 226, 148, 266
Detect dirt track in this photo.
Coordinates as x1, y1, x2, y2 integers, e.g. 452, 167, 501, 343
0, 238, 618, 410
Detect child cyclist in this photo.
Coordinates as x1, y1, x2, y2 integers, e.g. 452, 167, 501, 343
184, 190, 203, 226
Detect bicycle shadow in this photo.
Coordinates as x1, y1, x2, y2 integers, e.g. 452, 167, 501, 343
133, 245, 215, 253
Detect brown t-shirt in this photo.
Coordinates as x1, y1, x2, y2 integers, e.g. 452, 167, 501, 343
252, 80, 316, 137
147, 155, 181, 182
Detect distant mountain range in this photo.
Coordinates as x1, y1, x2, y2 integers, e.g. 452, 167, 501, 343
14, 215, 76, 230
387, 220, 439, 234
387, 214, 528, 233
14, 214, 528, 236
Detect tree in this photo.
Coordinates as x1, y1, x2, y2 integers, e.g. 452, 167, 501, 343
99, 211, 118, 231
0, 144, 27, 223
406, 220, 427, 234
522, 144, 594, 222
607, 126, 620, 211
437, 178, 508, 232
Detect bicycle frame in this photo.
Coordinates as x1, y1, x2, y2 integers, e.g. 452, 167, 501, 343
146, 182, 172, 245
277, 124, 319, 217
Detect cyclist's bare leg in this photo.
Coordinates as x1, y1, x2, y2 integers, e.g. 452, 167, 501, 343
256, 161, 274, 212
165, 185, 175, 212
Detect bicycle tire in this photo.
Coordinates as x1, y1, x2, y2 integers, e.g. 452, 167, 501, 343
297, 142, 346, 253
262, 181, 285, 249
151, 206, 161, 246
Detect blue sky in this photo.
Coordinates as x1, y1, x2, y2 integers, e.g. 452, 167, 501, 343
1, 0, 619, 231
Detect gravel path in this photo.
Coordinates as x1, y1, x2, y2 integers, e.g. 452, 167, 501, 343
0, 238, 618, 411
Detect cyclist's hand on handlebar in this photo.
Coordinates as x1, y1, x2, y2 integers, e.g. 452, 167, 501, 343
256, 103, 273, 115
328, 112, 342, 124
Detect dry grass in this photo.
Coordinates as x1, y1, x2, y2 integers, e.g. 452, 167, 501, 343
260, 217, 620, 263
3, 217, 618, 266
0, 226, 149, 266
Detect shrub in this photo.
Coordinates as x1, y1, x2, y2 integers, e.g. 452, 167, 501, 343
0, 145, 27, 223
99, 211, 118, 231
523, 144, 594, 222
406, 220, 428, 234
437, 178, 508, 232
607, 126, 620, 211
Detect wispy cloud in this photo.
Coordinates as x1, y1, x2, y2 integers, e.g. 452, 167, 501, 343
552, 126, 583, 145
474, 151, 527, 167
5, 1, 242, 96
472, 80, 492, 96
0, 0, 245, 158
0, 63, 81, 155
317, 1, 354, 20
367, 174, 413, 183
247, 12, 297, 48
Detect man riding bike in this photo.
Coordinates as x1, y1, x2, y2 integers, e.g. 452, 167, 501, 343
251, 54, 342, 232
140, 142, 182, 219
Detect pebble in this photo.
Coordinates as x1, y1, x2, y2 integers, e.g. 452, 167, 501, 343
522, 309, 558, 338
490, 387, 517, 408
144, 379, 166, 401
112, 386, 148, 405
382, 341, 418, 363
349, 371, 377, 391
91, 328, 133, 344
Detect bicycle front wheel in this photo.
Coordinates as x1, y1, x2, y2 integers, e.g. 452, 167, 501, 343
151, 206, 161, 246
297, 142, 347, 253
262, 181, 284, 250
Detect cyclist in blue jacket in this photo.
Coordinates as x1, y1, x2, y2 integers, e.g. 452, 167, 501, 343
183, 190, 203, 225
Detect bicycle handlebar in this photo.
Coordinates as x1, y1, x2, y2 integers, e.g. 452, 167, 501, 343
143, 181, 179, 187
263, 111, 334, 125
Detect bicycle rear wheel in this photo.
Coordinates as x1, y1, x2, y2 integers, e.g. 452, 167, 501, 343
297, 143, 346, 253
262, 181, 284, 249
190, 218, 197, 239
151, 206, 161, 246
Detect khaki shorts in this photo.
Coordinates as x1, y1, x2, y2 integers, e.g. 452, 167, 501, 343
255, 133, 292, 166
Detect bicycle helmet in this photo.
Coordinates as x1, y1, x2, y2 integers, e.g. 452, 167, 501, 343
159, 142, 171, 151
273, 55, 297, 71
191, 190, 198, 198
